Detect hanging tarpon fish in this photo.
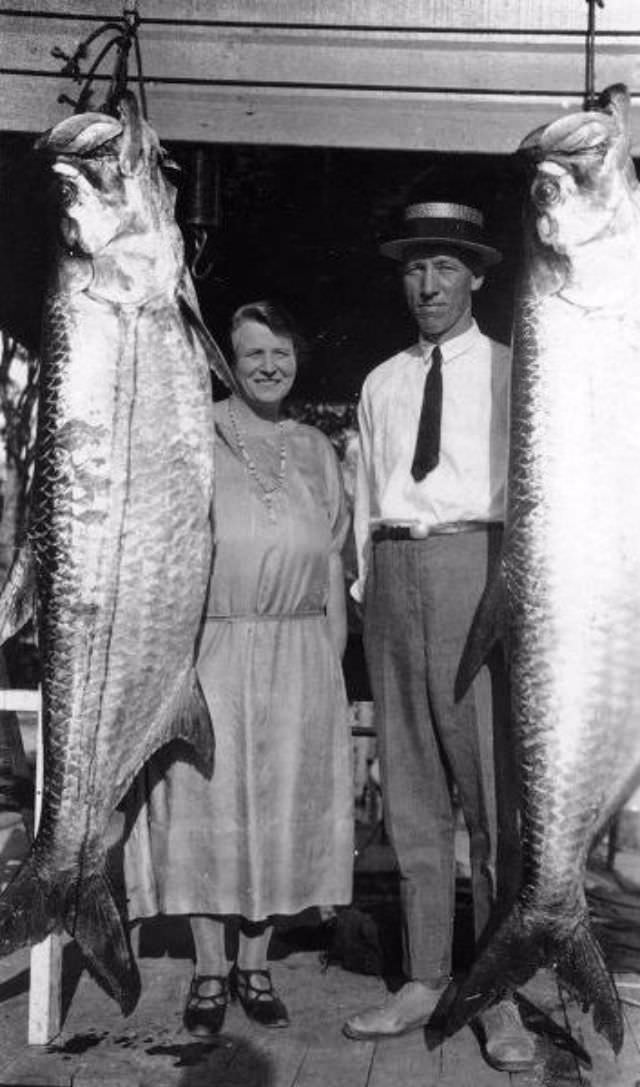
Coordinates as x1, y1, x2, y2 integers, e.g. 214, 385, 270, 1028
434, 84, 640, 1055
0, 93, 233, 1013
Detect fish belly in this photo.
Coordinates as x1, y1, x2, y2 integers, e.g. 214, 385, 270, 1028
507, 293, 640, 906
32, 288, 215, 865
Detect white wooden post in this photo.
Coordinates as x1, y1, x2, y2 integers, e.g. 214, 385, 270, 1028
0, 689, 62, 1044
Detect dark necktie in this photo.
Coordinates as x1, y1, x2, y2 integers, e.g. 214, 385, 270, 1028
411, 345, 443, 482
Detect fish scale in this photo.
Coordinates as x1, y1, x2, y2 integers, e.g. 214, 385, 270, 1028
432, 83, 640, 1057
0, 95, 233, 1013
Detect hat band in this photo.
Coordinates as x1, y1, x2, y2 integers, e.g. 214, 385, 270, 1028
405, 202, 484, 227
400, 217, 489, 247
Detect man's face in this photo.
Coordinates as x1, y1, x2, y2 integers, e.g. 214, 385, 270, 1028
402, 245, 484, 343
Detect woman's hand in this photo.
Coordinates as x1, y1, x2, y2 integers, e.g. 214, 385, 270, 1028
327, 552, 348, 659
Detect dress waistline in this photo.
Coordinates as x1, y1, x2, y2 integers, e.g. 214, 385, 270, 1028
206, 610, 325, 622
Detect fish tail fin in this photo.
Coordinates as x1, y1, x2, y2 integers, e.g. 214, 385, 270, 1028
0, 850, 140, 1016
429, 902, 623, 1055
428, 903, 543, 1042
65, 863, 140, 1016
555, 915, 623, 1054
0, 850, 56, 953
455, 564, 508, 701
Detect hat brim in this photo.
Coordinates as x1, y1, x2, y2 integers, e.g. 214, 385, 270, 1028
380, 236, 502, 267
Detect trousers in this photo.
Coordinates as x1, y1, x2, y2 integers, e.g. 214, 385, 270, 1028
363, 528, 521, 984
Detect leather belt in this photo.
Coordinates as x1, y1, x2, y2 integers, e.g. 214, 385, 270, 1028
206, 610, 324, 621
371, 520, 501, 543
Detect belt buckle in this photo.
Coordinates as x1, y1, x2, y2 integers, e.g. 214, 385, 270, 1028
408, 521, 430, 540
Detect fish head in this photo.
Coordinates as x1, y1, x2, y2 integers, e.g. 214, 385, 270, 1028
518, 84, 640, 298
36, 113, 125, 257
36, 94, 184, 301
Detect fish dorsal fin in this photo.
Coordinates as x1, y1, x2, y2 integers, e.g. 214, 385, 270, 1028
0, 543, 36, 646
161, 666, 215, 779
115, 665, 214, 809
455, 565, 508, 701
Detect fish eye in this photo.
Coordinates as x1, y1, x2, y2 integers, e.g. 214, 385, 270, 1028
532, 177, 561, 208
57, 179, 77, 207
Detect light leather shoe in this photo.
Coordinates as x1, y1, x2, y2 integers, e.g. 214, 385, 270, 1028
342, 981, 445, 1040
477, 998, 538, 1072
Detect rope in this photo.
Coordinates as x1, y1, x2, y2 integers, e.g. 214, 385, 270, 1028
52, 0, 147, 119
584, 0, 605, 111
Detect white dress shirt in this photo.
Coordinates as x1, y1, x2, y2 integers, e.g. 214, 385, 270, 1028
352, 320, 511, 600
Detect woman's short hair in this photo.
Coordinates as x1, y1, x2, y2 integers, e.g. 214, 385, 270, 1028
230, 300, 307, 369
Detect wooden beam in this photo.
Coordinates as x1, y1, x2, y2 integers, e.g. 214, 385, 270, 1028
28, 687, 62, 1048
0, 690, 41, 713
5, 75, 640, 154
5, 0, 640, 32
3, 4, 638, 152
0, 687, 64, 1047
3, 18, 640, 96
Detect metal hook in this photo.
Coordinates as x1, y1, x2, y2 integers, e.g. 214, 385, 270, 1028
584, 0, 606, 110
189, 226, 214, 281
185, 149, 220, 281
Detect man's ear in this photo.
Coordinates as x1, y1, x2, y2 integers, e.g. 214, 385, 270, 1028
471, 273, 485, 293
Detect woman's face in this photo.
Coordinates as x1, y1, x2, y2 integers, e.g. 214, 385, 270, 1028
231, 319, 297, 413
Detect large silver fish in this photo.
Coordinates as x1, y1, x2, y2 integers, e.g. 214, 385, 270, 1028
434, 84, 640, 1054
0, 94, 233, 1013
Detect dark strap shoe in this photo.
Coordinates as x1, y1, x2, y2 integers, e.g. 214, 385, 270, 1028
183, 974, 229, 1037
231, 967, 289, 1028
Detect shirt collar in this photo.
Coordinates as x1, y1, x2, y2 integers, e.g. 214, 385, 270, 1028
419, 319, 480, 365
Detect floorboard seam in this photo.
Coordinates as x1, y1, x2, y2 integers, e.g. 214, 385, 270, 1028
290, 1041, 310, 1086
363, 1041, 376, 1087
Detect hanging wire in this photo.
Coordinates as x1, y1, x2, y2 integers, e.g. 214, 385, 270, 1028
51, 0, 147, 119
584, 0, 606, 110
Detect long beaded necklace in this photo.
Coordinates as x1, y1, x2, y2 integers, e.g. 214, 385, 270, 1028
226, 398, 287, 523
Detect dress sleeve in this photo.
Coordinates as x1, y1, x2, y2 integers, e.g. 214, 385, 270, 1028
321, 434, 351, 554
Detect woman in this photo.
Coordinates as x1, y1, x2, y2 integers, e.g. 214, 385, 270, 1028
125, 301, 354, 1034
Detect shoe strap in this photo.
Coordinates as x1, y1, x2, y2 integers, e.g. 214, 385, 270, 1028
235, 968, 274, 1000
190, 974, 229, 1001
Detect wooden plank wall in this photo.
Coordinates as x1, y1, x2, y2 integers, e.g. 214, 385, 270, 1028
1, 1, 639, 151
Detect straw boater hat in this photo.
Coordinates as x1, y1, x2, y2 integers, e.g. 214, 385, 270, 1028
380, 200, 502, 268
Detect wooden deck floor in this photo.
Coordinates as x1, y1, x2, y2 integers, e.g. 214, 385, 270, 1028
0, 814, 639, 1085
0, 935, 638, 1086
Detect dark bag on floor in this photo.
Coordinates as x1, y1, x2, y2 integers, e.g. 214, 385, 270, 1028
323, 906, 384, 977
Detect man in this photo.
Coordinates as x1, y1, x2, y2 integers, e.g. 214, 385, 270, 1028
342, 193, 535, 1072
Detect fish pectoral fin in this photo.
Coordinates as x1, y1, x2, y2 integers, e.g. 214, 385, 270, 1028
455, 565, 508, 701
177, 284, 237, 393
65, 866, 140, 1016
0, 542, 36, 646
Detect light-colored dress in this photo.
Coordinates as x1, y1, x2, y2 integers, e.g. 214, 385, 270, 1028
124, 401, 354, 921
